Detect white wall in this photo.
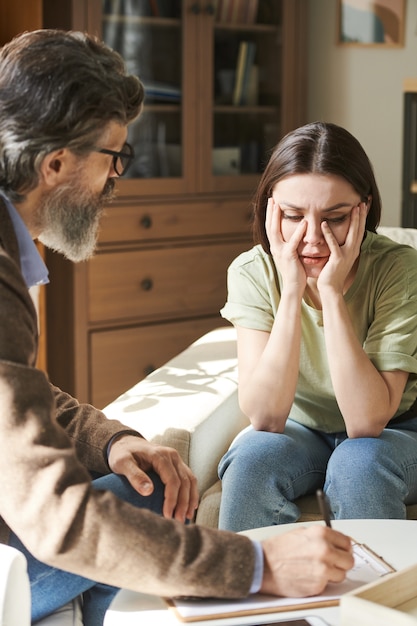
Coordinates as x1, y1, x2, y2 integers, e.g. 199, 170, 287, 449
307, 0, 417, 225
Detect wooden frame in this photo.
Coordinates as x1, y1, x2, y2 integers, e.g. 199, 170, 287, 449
338, 0, 406, 47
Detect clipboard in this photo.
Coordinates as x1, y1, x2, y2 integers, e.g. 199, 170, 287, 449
166, 541, 395, 622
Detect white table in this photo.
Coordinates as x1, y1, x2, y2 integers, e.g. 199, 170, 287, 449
104, 519, 417, 626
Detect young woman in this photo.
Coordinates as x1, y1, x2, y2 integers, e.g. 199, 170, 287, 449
218, 121, 417, 531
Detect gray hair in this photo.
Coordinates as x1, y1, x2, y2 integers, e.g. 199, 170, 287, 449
0, 29, 144, 201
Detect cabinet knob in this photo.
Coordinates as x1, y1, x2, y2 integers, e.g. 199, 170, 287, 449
143, 364, 156, 377
140, 214, 152, 229
190, 2, 200, 14
140, 278, 154, 291
205, 3, 215, 15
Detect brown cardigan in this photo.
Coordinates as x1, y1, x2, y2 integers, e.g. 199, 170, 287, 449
0, 197, 255, 599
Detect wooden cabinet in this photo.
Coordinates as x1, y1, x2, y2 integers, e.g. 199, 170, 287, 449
44, 0, 307, 408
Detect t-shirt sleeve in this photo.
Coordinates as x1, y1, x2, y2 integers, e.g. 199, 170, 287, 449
220, 250, 278, 332
364, 246, 417, 377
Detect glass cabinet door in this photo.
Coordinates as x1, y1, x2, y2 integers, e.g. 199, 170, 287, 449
198, 0, 285, 193
92, 0, 188, 195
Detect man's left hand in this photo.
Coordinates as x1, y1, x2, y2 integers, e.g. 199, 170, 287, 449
108, 435, 199, 522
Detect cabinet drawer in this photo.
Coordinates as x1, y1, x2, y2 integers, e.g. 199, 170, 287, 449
90, 317, 224, 408
88, 241, 248, 323
99, 199, 252, 243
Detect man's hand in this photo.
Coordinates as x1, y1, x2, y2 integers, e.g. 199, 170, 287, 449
107, 435, 199, 522
260, 525, 354, 598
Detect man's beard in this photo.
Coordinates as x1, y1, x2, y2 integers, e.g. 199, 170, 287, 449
37, 178, 116, 262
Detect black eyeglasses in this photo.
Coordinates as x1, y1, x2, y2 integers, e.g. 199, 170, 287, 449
97, 142, 135, 176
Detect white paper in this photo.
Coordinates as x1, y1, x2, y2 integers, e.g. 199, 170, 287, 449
170, 542, 395, 621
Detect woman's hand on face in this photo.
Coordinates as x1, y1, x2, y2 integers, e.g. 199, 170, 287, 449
266, 198, 307, 296
317, 203, 367, 294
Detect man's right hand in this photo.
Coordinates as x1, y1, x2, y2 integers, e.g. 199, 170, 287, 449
260, 525, 354, 598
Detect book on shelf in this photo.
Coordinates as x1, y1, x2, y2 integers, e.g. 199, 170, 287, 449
246, 0, 259, 23
144, 81, 181, 102
232, 41, 257, 106
216, 0, 259, 23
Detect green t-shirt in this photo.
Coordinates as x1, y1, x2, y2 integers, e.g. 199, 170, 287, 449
221, 231, 417, 433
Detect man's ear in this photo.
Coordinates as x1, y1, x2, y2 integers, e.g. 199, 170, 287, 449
39, 148, 74, 188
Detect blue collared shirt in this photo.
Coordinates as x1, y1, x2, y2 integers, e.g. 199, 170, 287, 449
250, 540, 264, 593
1, 192, 49, 288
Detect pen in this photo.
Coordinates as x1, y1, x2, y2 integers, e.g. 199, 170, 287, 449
316, 489, 332, 527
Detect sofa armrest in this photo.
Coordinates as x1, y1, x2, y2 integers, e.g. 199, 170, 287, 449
0, 545, 31, 625
103, 327, 250, 496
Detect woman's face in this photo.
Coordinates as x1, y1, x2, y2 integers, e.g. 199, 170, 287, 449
272, 173, 363, 278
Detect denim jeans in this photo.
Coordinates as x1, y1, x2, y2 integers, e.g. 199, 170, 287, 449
9, 471, 165, 625
218, 416, 417, 532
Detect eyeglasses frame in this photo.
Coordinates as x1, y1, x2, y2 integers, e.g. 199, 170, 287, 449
97, 142, 135, 176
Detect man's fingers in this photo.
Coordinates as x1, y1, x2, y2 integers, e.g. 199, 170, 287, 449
117, 456, 155, 495
161, 459, 199, 522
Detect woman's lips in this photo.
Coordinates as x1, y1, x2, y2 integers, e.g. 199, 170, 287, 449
300, 255, 328, 265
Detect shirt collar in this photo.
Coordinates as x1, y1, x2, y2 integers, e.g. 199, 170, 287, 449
0, 192, 49, 288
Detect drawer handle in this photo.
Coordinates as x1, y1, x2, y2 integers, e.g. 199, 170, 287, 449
140, 278, 153, 291
140, 214, 152, 229
143, 365, 156, 376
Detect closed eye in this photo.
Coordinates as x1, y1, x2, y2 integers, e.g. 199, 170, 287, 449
282, 213, 303, 222
323, 215, 350, 224
281, 211, 351, 224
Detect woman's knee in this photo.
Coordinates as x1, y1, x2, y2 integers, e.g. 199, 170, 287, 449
326, 437, 405, 492
219, 429, 297, 481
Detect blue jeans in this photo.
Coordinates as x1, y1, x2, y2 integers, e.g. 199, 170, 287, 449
218, 416, 417, 532
9, 472, 165, 625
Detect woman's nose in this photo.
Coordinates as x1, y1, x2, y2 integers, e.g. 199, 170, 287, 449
303, 220, 324, 245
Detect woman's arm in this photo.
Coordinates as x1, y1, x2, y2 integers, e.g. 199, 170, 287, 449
237, 200, 306, 431
236, 295, 301, 432
321, 289, 408, 437
319, 206, 408, 437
